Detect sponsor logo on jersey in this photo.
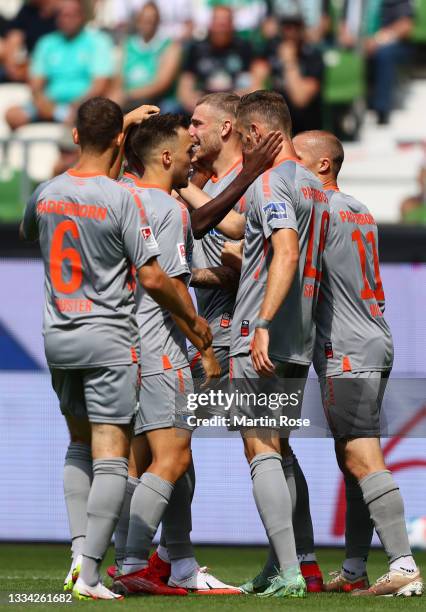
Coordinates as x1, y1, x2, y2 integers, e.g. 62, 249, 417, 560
220, 312, 232, 329
177, 243, 187, 265
325, 341, 333, 359
263, 201, 288, 220
241, 319, 250, 337
140, 226, 159, 251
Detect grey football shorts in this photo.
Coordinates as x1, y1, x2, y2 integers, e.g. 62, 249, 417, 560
135, 366, 194, 435
319, 370, 391, 440
50, 364, 139, 425
228, 353, 309, 434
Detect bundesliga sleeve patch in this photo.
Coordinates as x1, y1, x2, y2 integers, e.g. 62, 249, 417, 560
140, 226, 159, 251
263, 201, 288, 220
177, 242, 187, 265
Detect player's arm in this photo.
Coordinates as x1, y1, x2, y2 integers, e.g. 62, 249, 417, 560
252, 228, 299, 376
109, 104, 160, 179
137, 259, 212, 349
221, 240, 243, 272
20, 183, 45, 241
188, 131, 283, 239
190, 266, 240, 291
178, 182, 246, 239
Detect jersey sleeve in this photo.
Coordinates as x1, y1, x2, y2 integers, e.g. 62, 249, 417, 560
121, 192, 160, 269
157, 205, 191, 279
22, 182, 45, 240
258, 171, 298, 239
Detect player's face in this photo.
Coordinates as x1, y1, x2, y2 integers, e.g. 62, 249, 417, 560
189, 104, 222, 164
172, 128, 194, 189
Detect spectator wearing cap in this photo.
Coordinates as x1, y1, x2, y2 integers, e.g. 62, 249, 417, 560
4, 0, 58, 82
263, 0, 331, 45
339, 0, 413, 124
5, 0, 114, 129
113, 1, 182, 113
258, 13, 324, 134
177, 5, 264, 113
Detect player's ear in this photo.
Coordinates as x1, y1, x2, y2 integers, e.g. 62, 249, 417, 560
116, 132, 125, 148
319, 156, 331, 174
162, 148, 172, 169
221, 119, 232, 139
250, 123, 262, 145
72, 128, 80, 145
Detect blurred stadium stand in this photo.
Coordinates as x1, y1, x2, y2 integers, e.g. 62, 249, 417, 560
0, 0, 426, 225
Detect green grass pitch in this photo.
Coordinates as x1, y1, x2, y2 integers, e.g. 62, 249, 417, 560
0, 544, 424, 611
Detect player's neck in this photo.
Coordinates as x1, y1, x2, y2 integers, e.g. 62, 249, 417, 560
72, 150, 114, 177
212, 141, 242, 180
322, 176, 339, 191
141, 167, 172, 193
273, 139, 298, 165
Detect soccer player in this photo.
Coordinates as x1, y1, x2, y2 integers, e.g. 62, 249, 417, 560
228, 91, 329, 598
177, 91, 324, 593
293, 130, 424, 598
20, 97, 210, 601
112, 114, 240, 595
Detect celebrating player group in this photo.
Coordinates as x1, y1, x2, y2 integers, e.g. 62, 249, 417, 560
21, 90, 423, 601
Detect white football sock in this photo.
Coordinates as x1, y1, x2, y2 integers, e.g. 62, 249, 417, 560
390, 555, 417, 574
157, 544, 170, 563
171, 557, 199, 581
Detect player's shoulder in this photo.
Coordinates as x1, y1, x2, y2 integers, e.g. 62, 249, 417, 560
329, 189, 372, 217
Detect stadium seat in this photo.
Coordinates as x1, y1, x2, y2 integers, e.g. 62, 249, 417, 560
323, 49, 365, 105
412, 0, 426, 43
0, 0, 23, 19
8, 123, 62, 183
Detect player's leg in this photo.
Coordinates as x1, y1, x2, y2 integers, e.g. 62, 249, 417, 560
344, 436, 422, 597
50, 368, 92, 591
110, 434, 151, 576
73, 364, 138, 601
324, 372, 422, 597
242, 430, 305, 598
324, 442, 373, 592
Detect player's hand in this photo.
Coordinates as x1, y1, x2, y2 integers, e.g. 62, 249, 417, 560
251, 328, 275, 377
242, 131, 283, 179
124, 104, 160, 130
200, 346, 221, 387
221, 240, 244, 272
191, 315, 212, 350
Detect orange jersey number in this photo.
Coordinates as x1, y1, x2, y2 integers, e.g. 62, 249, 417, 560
303, 209, 330, 282
50, 220, 83, 294
352, 229, 384, 301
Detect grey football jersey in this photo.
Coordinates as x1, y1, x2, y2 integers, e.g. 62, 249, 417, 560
119, 172, 138, 187
313, 189, 394, 376
123, 185, 193, 376
192, 161, 246, 346
22, 170, 160, 368
230, 159, 330, 365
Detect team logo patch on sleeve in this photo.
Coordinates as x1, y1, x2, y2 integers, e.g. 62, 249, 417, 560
140, 226, 159, 250
177, 243, 186, 265
263, 201, 288, 220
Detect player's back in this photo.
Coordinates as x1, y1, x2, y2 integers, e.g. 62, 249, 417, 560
231, 158, 329, 365
313, 189, 394, 376
23, 170, 148, 368
193, 161, 245, 344
124, 185, 193, 376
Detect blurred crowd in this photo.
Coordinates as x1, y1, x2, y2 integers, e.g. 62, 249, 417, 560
0, 0, 417, 138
